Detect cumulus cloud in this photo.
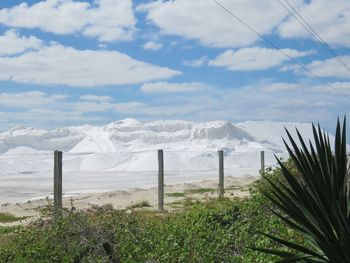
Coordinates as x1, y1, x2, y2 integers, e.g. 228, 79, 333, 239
70, 101, 147, 113
143, 41, 163, 51
51, 94, 69, 100
71, 101, 117, 112
0, 30, 42, 56
0, 109, 107, 130
0, 81, 345, 131
0, 90, 199, 119
137, 0, 287, 48
208, 47, 313, 71
183, 56, 209, 67
260, 82, 302, 92
139, 104, 203, 116
0, 91, 65, 108
305, 56, 350, 80
278, 0, 350, 47
80, 95, 112, 102
68, 99, 199, 116
138, 0, 350, 49
309, 82, 350, 94
0, 0, 136, 42
0, 44, 181, 87
141, 82, 206, 93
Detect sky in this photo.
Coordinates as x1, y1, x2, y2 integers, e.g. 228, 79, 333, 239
0, 0, 349, 136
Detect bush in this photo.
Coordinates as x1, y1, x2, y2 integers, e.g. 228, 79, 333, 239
0, 159, 303, 262
255, 119, 350, 261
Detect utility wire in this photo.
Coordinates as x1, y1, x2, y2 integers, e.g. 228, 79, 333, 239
279, 0, 350, 74
212, 0, 350, 100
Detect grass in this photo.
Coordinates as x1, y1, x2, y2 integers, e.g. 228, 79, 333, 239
185, 188, 215, 194
168, 197, 200, 209
0, 226, 19, 234
166, 188, 215, 198
0, 226, 21, 246
225, 185, 243, 190
168, 201, 182, 208
36, 205, 54, 216
0, 212, 28, 223
166, 192, 186, 197
166, 186, 247, 200
183, 197, 197, 207
128, 200, 152, 209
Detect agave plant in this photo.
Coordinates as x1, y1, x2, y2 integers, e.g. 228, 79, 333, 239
255, 118, 350, 262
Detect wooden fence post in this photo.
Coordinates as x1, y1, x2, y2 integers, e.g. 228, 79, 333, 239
158, 149, 164, 210
218, 150, 224, 198
260, 150, 265, 174
54, 150, 62, 220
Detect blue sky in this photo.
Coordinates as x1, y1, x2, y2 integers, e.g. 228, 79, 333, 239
0, 0, 349, 136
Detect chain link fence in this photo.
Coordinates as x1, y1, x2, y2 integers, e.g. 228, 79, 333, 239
0, 149, 289, 223
0, 152, 54, 224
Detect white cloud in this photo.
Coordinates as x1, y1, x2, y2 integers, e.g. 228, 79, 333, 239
71, 101, 115, 112
28, 108, 82, 119
70, 101, 146, 113
260, 82, 301, 92
0, 81, 346, 131
0, 109, 107, 130
68, 100, 146, 114
310, 82, 350, 94
209, 47, 313, 71
82, 0, 136, 42
141, 81, 206, 93
0, 44, 181, 87
143, 41, 163, 51
0, 91, 64, 108
114, 102, 147, 113
278, 0, 350, 47
51, 94, 68, 100
0, 0, 136, 42
183, 56, 208, 67
187, 82, 343, 123
137, 0, 287, 48
0, 30, 42, 56
0, 89, 201, 118
69, 99, 199, 116
139, 104, 202, 116
306, 56, 350, 79
80, 94, 112, 102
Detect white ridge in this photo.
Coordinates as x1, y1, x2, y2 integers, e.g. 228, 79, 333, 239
0, 119, 335, 171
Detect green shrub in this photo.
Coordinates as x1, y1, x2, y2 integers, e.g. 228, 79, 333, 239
0, 210, 120, 262
166, 192, 186, 197
127, 200, 152, 209
0, 159, 304, 262
185, 188, 215, 194
0, 213, 28, 223
255, 118, 350, 261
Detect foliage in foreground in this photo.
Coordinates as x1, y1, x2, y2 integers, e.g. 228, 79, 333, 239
0, 162, 303, 262
256, 118, 350, 262
0, 213, 27, 223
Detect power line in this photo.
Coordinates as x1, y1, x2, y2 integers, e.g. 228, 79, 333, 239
279, 0, 350, 74
212, 0, 350, 101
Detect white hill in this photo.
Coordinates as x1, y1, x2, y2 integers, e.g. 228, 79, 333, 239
0, 119, 342, 202
0, 118, 334, 172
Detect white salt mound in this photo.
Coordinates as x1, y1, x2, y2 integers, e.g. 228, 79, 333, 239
0, 119, 336, 171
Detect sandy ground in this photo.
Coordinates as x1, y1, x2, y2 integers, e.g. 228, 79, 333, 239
0, 175, 257, 227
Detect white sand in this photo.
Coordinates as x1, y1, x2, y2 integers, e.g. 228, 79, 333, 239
0, 175, 257, 227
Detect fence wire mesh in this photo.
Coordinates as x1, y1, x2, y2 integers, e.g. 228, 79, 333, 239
0, 153, 54, 203
0, 149, 290, 222
0, 152, 53, 222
